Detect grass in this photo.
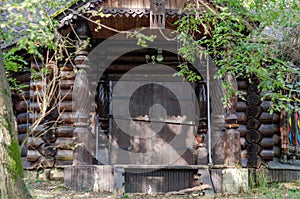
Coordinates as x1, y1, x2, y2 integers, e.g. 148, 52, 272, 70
23, 174, 300, 199
216, 183, 298, 199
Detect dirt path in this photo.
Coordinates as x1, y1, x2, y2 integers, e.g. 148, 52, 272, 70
26, 181, 112, 199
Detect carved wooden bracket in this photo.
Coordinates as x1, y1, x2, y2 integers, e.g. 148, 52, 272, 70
150, 0, 165, 29
75, 18, 89, 39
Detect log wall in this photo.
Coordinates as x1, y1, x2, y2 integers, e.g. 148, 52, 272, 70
237, 79, 281, 168
55, 64, 75, 167
14, 53, 284, 171
14, 72, 31, 161
15, 61, 76, 169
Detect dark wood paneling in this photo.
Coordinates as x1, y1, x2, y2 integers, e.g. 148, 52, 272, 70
125, 169, 195, 193
64, 166, 113, 192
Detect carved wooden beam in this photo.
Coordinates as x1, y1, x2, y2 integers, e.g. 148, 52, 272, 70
150, 0, 165, 29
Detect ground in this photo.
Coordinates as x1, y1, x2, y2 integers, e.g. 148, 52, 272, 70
25, 179, 300, 199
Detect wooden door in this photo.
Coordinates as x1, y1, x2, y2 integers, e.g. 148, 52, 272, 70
109, 80, 198, 165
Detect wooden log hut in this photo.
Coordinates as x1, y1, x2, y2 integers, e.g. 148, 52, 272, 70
2, 0, 300, 195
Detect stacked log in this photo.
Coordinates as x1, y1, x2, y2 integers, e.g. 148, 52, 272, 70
55, 64, 76, 167
14, 71, 31, 161
15, 61, 76, 169
21, 61, 56, 168
237, 80, 249, 166
237, 78, 281, 167
246, 79, 263, 167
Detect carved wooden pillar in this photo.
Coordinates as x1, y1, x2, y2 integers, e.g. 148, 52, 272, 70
72, 19, 93, 165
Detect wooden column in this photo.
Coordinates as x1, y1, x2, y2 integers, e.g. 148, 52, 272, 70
72, 19, 93, 165
195, 83, 208, 164
73, 112, 93, 165
96, 79, 110, 164
97, 80, 109, 131
223, 72, 241, 166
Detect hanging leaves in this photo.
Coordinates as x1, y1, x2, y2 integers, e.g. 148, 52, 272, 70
175, 0, 300, 113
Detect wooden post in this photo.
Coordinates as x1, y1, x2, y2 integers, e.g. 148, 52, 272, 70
222, 72, 241, 166
97, 80, 109, 131
72, 20, 94, 165
73, 73, 93, 165
224, 116, 241, 166
195, 83, 208, 164
97, 80, 110, 164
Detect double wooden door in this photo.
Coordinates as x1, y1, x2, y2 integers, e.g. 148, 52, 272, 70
109, 80, 198, 165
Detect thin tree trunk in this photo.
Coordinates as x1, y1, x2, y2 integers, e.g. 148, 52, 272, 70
0, 50, 32, 198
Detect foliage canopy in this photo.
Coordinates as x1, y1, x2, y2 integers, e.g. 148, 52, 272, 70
175, 0, 300, 113
0, 0, 299, 113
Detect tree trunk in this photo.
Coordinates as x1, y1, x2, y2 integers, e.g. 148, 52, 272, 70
0, 50, 32, 198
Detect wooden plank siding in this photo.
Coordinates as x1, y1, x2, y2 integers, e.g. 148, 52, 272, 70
249, 168, 300, 183
64, 165, 113, 192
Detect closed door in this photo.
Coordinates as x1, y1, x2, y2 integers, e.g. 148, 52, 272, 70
110, 80, 198, 165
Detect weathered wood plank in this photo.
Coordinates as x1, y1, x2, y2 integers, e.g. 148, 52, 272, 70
224, 129, 241, 166
247, 118, 261, 130
211, 169, 222, 193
